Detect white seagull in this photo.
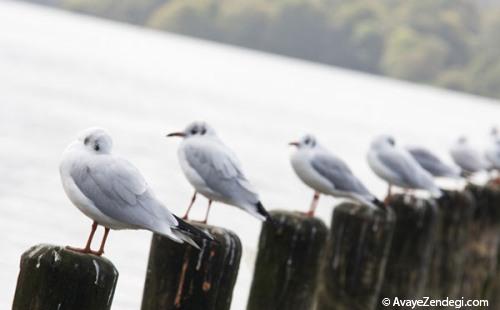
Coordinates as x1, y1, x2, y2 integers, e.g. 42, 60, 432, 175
167, 121, 271, 224
289, 134, 383, 216
485, 128, 500, 171
406, 146, 460, 179
367, 135, 442, 198
60, 127, 212, 256
450, 136, 490, 175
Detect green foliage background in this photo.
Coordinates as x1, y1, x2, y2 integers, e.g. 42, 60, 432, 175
25, 0, 500, 100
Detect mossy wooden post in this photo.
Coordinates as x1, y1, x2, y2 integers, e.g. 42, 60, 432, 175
13, 244, 118, 310
316, 203, 396, 310
377, 195, 439, 309
425, 190, 475, 299
460, 183, 500, 300
247, 211, 328, 310
141, 223, 241, 310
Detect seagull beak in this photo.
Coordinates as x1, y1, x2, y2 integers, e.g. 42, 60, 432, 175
166, 132, 186, 138
288, 141, 299, 147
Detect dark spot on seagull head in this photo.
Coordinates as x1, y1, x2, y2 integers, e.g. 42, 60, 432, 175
387, 136, 395, 146
298, 134, 317, 149
79, 127, 113, 154
371, 134, 396, 149
184, 121, 215, 138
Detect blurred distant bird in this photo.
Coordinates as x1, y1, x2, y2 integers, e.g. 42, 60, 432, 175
167, 121, 272, 223
485, 127, 500, 171
367, 135, 442, 198
450, 136, 490, 175
289, 134, 383, 216
60, 127, 212, 256
407, 146, 460, 179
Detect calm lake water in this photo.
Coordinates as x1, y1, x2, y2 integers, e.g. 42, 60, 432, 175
1, 1, 499, 309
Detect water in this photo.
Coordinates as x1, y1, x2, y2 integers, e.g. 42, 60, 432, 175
0, 1, 499, 309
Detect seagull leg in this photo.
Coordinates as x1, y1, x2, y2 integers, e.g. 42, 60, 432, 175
384, 185, 392, 204
182, 191, 197, 220
305, 191, 320, 217
95, 227, 110, 257
67, 221, 98, 254
201, 200, 213, 224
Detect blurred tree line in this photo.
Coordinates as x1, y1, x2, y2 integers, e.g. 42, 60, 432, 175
25, 0, 500, 100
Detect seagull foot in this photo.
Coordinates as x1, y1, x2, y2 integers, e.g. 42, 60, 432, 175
298, 211, 315, 217
190, 219, 208, 225
66, 246, 103, 256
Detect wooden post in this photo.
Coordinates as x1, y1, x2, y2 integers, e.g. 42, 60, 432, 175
424, 190, 475, 299
377, 195, 439, 309
247, 211, 328, 310
141, 224, 241, 310
316, 203, 396, 310
460, 183, 500, 300
13, 244, 118, 310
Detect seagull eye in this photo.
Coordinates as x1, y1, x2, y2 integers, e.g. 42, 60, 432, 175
191, 128, 198, 135
201, 127, 207, 135
84, 137, 90, 145
94, 143, 100, 151
304, 138, 310, 145
388, 138, 395, 146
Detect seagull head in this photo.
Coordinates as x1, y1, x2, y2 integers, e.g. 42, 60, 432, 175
371, 135, 396, 150
166, 121, 216, 139
289, 134, 318, 149
78, 127, 113, 154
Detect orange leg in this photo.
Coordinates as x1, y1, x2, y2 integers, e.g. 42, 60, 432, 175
182, 191, 197, 220
305, 191, 320, 217
67, 221, 98, 254
201, 200, 213, 224
96, 227, 110, 256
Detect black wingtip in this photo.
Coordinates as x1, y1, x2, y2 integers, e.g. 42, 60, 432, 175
255, 201, 277, 226
372, 198, 387, 209
173, 215, 214, 242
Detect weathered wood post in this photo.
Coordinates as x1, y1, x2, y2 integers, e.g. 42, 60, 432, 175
141, 223, 241, 310
13, 244, 118, 310
247, 211, 328, 310
425, 190, 475, 299
460, 183, 500, 300
377, 195, 439, 309
316, 203, 396, 310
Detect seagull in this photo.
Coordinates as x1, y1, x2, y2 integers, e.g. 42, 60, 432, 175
406, 146, 460, 179
485, 128, 500, 171
60, 127, 212, 256
167, 121, 272, 224
367, 135, 442, 198
450, 136, 490, 175
289, 134, 383, 216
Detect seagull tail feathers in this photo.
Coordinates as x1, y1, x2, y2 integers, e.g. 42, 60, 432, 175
252, 201, 277, 226
171, 215, 215, 250
371, 197, 386, 209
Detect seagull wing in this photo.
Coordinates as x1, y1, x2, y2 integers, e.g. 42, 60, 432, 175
311, 152, 373, 197
71, 155, 178, 232
408, 147, 457, 177
376, 148, 420, 186
183, 140, 259, 206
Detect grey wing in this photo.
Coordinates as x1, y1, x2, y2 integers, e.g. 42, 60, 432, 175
311, 153, 373, 197
71, 156, 177, 232
377, 148, 419, 186
453, 148, 487, 172
408, 147, 457, 177
184, 143, 259, 205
